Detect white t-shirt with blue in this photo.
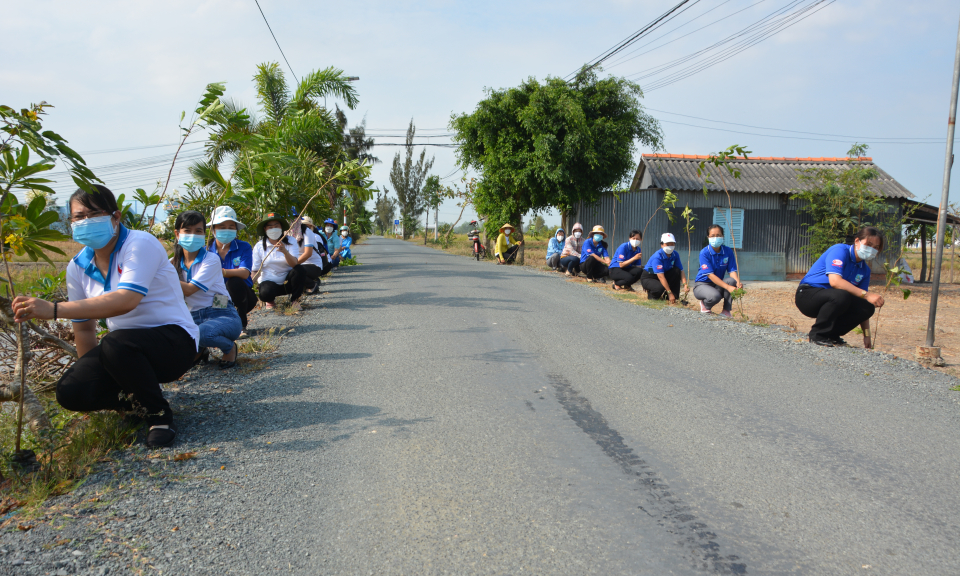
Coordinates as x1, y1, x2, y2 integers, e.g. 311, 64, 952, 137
171, 247, 231, 312
66, 226, 200, 347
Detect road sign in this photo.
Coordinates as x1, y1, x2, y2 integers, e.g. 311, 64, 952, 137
394, 219, 400, 225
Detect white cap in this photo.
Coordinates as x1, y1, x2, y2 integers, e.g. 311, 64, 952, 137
661, 233, 676, 243
210, 206, 246, 230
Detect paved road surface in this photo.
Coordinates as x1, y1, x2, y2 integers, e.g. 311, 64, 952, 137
8, 235, 960, 575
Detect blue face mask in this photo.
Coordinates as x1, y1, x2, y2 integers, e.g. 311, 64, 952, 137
593, 234, 603, 243
178, 233, 205, 252
215, 229, 237, 244
708, 236, 724, 248
72, 215, 117, 250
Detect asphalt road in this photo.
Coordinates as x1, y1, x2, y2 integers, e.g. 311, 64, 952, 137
7, 235, 959, 575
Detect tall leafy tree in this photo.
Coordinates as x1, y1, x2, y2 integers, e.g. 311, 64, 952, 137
450, 67, 662, 262
389, 120, 435, 238
374, 188, 399, 235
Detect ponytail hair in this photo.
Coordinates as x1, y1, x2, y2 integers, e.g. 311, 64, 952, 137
173, 210, 207, 281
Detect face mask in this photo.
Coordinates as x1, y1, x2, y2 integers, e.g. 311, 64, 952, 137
593, 234, 603, 243
856, 244, 879, 261
663, 245, 675, 255
708, 237, 724, 248
574, 231, 582, 239
504, 230, 511, 235
629, 239, 640, 248
266, 228, 283, 240
557, 235, 564, 242
215, 229, 237, 244
341, 231, 348, 237
178, 233, 205, 252
324, 226, 334, 234
72, 215, 117, 250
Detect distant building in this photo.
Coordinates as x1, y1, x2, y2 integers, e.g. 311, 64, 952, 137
573, 154, 958, 281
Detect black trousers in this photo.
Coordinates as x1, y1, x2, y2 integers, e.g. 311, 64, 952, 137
499, 244, 520, 263
225, 277, 258, 329
56, 324, 195, 426
582, 257, 609, 280
641, 268, 682, 300
559, 255, 581, 274
795, 285, 875, 341
258, 265, 307, 304
609, 266, 644, 288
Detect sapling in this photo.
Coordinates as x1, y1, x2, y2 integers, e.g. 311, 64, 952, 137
680, 205, 696, 304
872, 262, 911, 349
641, 189, 678, 240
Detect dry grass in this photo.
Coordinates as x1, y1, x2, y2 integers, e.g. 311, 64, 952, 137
237, 327, 284, 355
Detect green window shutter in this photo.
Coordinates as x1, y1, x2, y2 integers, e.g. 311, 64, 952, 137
712, 208, 744, 249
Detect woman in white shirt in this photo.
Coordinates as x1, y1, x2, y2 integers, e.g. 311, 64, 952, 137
171, 211, 243, 369
296, 216, 330, 295
251, 213, 306, 309
12, 185, 197, 448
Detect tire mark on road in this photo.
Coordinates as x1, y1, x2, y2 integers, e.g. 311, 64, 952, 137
549, 373, 747, 575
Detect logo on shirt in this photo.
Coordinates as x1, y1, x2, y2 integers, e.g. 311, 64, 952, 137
656, 265, 663, 270
723, 258, 728, 264
832, 259, 843, 267
232, 257, 241, 266
586, 249, 592, 253
855, 274, 863, 283
618, 255, 624, 260
117, 265, 122, 275
701, 264, 708, 270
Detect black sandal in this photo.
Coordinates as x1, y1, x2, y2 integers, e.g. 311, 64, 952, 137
219, 343, 238, 370
146, 426, 177, 448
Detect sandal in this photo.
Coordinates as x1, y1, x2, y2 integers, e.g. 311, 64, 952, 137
146, 426, 177, 448
219, 343, 238, 370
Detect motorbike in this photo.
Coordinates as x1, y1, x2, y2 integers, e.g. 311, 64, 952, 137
467, 220, 487, 261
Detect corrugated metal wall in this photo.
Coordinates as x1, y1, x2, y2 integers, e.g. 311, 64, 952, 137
574, 189, 902, 274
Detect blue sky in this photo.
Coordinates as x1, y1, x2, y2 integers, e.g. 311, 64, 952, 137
4, 0, 959, 227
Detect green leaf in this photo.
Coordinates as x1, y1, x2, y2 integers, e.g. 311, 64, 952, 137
903, 289, 911, 300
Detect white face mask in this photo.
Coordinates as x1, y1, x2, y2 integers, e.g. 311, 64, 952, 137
557, 235, 564, 242
266, 228, 283, 240
629, 239, 640, 248
856, 243, 879, 261
324, 226, 334, 234
662, 245, 675, 255
504, 229, 512, 235
574, 231, 582, 239
341, 231, 348, 237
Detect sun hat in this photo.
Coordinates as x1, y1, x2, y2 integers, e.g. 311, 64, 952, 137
661, 232, 677, 244
588, 225, 607, 238
210, 206, 246, 230
301, 216, 315, 226
256, 212, 290, 237
499, 223, 516, 234
323, 218, 337, 227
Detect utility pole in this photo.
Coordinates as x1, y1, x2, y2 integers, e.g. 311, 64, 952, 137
435, 205, 439, 241
921, 12, 960, 367
424, 209, 429, 245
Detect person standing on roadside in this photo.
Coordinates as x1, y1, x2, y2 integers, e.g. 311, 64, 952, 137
579, 225, 611, 282
208, 206, 257, 335
693, 225, 742, 318
495, 223, 522, 264
11, 185, 198, 448
795, 226, 885, 348
559, 223, 585, 276
640, 233, 688, 302
609, 230, 644, 291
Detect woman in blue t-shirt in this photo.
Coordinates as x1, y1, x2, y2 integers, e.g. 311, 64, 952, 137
208, 206, 257, 333
795, 226, 885, 347
609, 230, 644, 291
640, 233, 688, 302
693, 224, 742, 317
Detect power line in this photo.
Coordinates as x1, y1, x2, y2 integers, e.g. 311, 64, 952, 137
659, 118, 946, 144
647, 107, 945, 141
254, 0, 298, 83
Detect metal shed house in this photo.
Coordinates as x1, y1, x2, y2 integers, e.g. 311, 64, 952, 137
573, 154, 917, 281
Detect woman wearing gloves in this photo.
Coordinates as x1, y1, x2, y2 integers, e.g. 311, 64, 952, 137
609, 230, 644, 291
579, 225, 610, 282
640, 233, 688, 302
559, 223, 585, 276
495, 223, 522, 264
172, 211, 243, 369
693, 225, 742, 317
339, 226, 353, 260
208, 206, 257, 333
252, 213, 306, 309
796, 226, 885, 347
11, 185, 198, 448
546, 228, 565, 270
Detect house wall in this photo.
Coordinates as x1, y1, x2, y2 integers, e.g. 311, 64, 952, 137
574, 189, 902, 279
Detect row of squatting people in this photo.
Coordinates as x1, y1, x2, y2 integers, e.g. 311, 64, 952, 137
10, 185, 352, 448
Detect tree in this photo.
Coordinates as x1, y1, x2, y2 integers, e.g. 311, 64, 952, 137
374, 188, 398, 235
450, 67, 662, 262
422, 175, 443, 243
389, 120, 434, 238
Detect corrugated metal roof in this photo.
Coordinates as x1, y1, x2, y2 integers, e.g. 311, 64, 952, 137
635, 154, 914, 199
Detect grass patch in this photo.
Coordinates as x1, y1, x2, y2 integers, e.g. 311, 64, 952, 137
0, 399, 138, 514
610, 291, 668, 310
274, 297, 301, 316
237, 327, 283, 355
339, 257, 360, 266
950, 384, 960, 392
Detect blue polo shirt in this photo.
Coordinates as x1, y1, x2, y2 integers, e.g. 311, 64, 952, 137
609, 242, 642, 269
579, 238, 609, 263
207, 238, 254, 287
695, 245, 737, 283
801, 243, 871, 290
645, 249, 683, 274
